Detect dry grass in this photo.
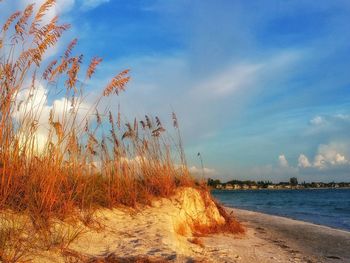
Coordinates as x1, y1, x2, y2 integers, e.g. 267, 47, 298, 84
174, 192, 245, 238
188, 237, 205, 248
0, 212, 87, 262
192, 201, 246, 236
0, 214, 34, 262
175, 208, 245, 238
0, 0, 196, 259
175, 222, 189, 236
0, 0, 193, 223
192, 218, 245, 237
0, 1, 243, 260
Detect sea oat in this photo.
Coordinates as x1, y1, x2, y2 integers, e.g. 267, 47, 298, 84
15, 4, 34, 36
2, 11, 21, 33
87, 57, 102, 79
103, 70, 130, 96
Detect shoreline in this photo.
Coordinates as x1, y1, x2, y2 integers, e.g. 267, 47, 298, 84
225, 207, 350, 262
212, 187, 350, 191
223, 205, 350, 232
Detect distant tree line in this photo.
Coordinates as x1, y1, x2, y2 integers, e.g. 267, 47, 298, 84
207, 178, 274, 188
207, 177, 350, 189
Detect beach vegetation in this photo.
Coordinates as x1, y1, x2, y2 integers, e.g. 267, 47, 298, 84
0, 0, 196, 257
0, 0, 194, 225
0, 1, 244, 260
188, 237, 204, 248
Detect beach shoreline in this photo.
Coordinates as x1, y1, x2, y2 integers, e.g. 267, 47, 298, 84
222, 207, 350, 263
213, 187, 350, 191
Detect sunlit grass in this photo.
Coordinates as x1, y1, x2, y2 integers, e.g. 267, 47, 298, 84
0, 0, 193, 224
0, 1, 243, 261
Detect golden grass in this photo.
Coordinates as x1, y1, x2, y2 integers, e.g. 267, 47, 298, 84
188, 237, 205, 248
0, 1, 194, 225
192, 218, 245, 237
175, 222, 189, 236
0, 214, 34, 262
0, 1, 243, 261
192, 200, 246, 236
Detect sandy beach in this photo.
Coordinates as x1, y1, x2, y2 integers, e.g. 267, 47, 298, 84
10, 188, 346, 263
220, 208, 350, 263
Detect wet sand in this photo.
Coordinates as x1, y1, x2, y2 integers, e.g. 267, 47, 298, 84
225, 208, 350, 263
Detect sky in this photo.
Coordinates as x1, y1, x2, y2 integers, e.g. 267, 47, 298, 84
2, 0, 350, 182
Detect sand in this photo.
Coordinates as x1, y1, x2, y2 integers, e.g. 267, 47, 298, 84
30, 187, 226, 262
226, 208, 350, 263
2, 189, 350, 263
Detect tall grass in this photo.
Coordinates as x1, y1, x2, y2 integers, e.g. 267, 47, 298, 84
0, 0, 194, 224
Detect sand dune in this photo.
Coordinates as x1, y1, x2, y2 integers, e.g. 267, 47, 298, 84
32, 187, 226, 262
3, 188, 349, 262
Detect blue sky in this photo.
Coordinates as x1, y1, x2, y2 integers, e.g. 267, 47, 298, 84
3, 0, 350, 182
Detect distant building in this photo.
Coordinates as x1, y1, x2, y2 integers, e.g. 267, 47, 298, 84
225, 184, 233, 190
267, 185, 275, 189
233, 184, 241, 190
216, 184, 223, 189
242, 184, 249, 190
250, 185, 258, 190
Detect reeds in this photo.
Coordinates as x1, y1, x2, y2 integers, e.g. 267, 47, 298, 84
0, 0, 193, 225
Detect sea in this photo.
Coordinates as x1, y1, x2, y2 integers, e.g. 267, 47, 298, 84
212, 188, 350, 232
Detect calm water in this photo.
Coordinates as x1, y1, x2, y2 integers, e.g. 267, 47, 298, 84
212, 188, 350, 231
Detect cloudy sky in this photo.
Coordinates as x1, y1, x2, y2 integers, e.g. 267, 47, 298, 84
2, 0, 350, 182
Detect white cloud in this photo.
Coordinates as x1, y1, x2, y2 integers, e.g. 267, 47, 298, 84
81, 0, 110, 11
298, 154, 311, 168
268, 144, 349, 181
334, 114, 350, 121
296, 143, 349, 170
313, 154, 326, 169
278, 154, 289, 167
189, 166, 218, 177
13, 82, 92, 151
313, 143, 348, 168
194, 50, 301, 98
198, 63, 263, 96
310, 116, 325, 125
306, 113, 350, 137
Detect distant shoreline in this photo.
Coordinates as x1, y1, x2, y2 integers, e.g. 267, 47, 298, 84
212, 186, 350, 191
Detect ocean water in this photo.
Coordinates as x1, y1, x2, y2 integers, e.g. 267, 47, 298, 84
212, 188, 350, 232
